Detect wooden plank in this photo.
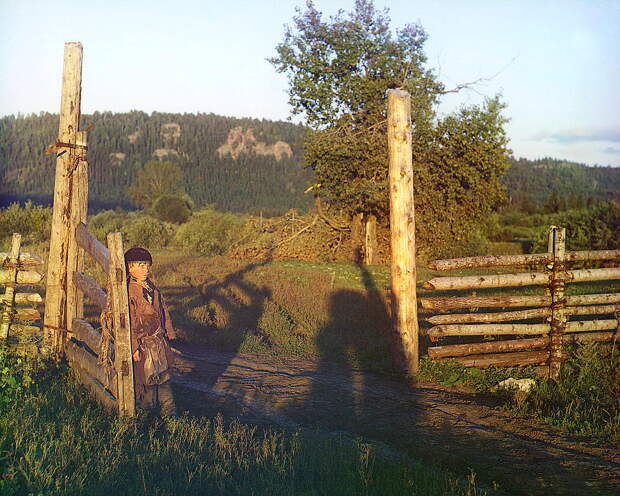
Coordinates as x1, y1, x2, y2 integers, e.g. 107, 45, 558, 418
70, 365, 117, 411
429, 253, 550, 271
0, 234, 21, 339
107, 233, 135, 417
0, 252, 44, 266
442, 350, 549, 368
71, 318, 103, 354
73, 271, 107, 310
426, 307, 550, 325
44, 42, 83, 354
423, 271, 550, 291
13, 308, 41, 322
66, 339, 116, 396
75, 222, 110, 273
0, 269, 43, 285
0, 293, 43, 304
420, 295, 551, 311
387, 89, 419, 375
428, 323, 550, 339
7, 324, 41, 338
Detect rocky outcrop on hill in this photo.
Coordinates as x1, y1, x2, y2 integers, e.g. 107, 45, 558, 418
217, 127, 293, 161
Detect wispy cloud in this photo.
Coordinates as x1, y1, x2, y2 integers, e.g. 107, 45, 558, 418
602, 146, 620, 155
531, 126, 620, 144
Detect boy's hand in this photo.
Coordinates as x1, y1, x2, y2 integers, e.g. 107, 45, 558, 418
132, 349, 141, 362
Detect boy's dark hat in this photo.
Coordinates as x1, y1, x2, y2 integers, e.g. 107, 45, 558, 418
124, 247, 152, 265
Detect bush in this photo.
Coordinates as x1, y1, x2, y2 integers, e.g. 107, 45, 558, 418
0, 201, 52, 246
173, 207, 246, 256
151, 194, 191, 224
88, 209, 127, 244
124, 213, 176, 249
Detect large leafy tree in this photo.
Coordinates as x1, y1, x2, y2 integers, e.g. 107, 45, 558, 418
270, 0, 511, 256
127, 160, 186, 210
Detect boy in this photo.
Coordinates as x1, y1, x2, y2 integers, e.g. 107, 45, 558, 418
124, 247, 176, 416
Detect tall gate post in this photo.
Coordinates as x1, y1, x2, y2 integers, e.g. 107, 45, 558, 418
548, 226, 567, 380
44, 42, 84, 355
107, 233, 136, 417
387, 89, 419, 375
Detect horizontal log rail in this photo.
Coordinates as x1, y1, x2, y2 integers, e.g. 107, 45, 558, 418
75, 222, 110, 273
66, 339, 116, 396
427, 331, 617, 359
425, 304, 619, 325
423, 267, 620, 291
7, 324, 41, 338
441, 350, 549, 368
73, 271, 107, 310
0, 252, 44, 266
420, 293, 620, 311
72, 318, 104, 354
0, 292, 43, 304
428, 249, 620, 271
0, 269, 43, 285
428, 323, 550, 339
566, 319, 618, 333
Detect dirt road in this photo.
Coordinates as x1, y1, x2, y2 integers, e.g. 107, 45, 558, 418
170, 345, 619, 495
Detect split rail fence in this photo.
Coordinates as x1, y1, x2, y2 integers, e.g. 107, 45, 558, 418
421, 227, 620, 378
1, 233, 44, 354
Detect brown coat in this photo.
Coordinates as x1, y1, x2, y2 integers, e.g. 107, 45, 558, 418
128, 277, 176, 398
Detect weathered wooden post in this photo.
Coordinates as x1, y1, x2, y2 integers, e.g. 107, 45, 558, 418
387, 89, 419, 375
548, 226, 567, 380
364, 214, 378, 265
44, 42, 84, 354
107, 233, 136, 417
0, 234, 22, 340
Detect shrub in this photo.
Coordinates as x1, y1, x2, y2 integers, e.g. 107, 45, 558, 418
173, 207, 246, 256
88, 209, 127, 244
151, 194, 191, 224
124, 213, 176, 249
0, 201, 52, 246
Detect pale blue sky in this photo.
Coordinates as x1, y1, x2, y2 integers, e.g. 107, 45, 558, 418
1, 0, 618, 166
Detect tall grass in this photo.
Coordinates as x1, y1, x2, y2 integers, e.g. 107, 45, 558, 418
0, 352, 485, 496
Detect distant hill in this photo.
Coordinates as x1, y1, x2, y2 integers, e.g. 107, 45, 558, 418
503, 157, 620, 211
0, 111, 312, 215
2, 113, 619, 215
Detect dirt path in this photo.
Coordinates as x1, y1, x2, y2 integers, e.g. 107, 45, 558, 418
170, 345, 619, 495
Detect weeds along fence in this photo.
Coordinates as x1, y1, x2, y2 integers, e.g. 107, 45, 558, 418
421, 227, 620, 379
65, 223, 135, 416
0, 233, 44, 354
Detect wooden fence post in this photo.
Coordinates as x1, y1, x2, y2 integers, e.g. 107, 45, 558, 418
66, 134, 89, 333
364, 214, 378, 265
44, 42, 84, 355
1, 234, 22, 340
387, 88, 419, 375
107, 233, 136, 417
548, 227, 567, 380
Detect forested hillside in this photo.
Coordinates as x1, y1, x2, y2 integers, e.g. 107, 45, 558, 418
0, 112, 312, 214
504, 157, 620, 211
1, 112, 619, 214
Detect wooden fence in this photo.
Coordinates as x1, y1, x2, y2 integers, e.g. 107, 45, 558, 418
42, 42, 135, 416
64, 224, 135, 415
0, 233, 44, 354
421, 227, 620, 379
